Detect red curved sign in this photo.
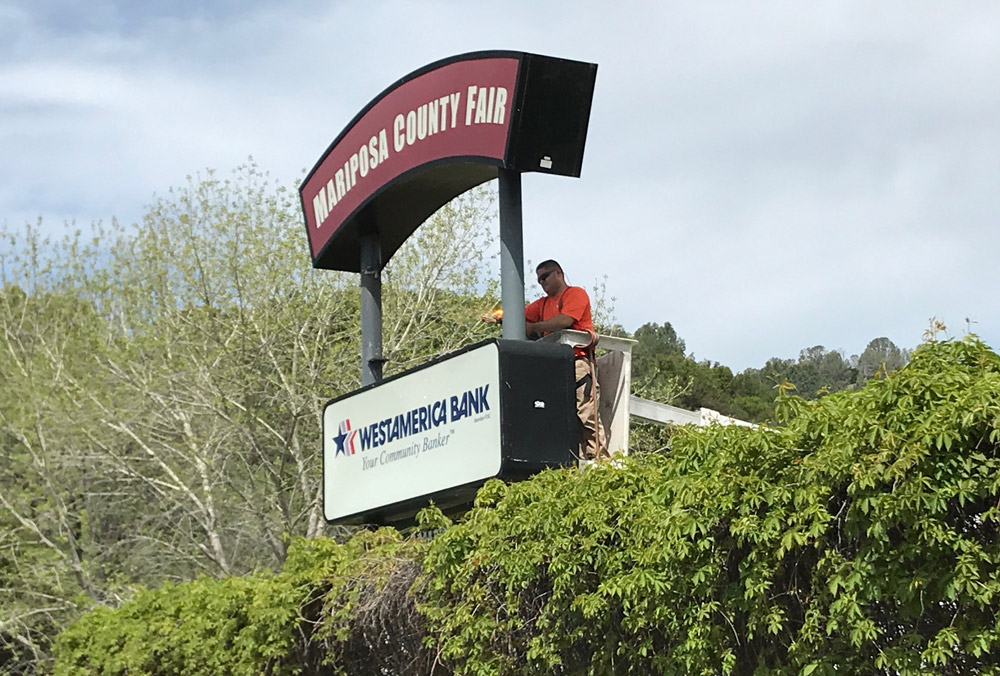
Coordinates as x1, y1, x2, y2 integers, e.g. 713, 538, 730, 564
300, 52, 597, 272
302, 57, 518, 261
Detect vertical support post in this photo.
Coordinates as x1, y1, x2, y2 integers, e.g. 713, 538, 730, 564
360, 231, 383, 386
498, 168, 526, 340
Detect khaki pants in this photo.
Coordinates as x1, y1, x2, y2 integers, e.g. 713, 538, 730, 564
575, 357, 607, 461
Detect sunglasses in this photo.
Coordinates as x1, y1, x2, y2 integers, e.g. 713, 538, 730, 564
537, 270, 556, 284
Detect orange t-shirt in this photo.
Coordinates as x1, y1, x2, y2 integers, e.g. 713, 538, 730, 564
524, 286, 594, 356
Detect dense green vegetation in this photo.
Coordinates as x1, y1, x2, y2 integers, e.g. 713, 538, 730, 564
47, 336, 1000, 675
632, 322, 910, 423
2, 165, 992, 674
0, 165, 500, 675
423, 335, 999, 676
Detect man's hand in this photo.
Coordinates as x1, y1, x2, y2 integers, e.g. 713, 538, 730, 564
482, 308, 504, 324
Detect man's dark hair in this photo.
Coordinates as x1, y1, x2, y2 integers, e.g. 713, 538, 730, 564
536, 259, 562, 273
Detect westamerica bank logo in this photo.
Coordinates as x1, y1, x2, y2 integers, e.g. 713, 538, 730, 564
332, 384, 489, 461
332, 419, 359, 457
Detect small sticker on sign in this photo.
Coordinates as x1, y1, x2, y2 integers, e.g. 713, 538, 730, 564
534, 400, 546, 409
539, 156, 553, 169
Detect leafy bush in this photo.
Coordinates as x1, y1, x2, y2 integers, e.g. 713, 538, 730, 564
52, 531, 431, 676
53, 337, 1000, 675
421, 337, 1000, 675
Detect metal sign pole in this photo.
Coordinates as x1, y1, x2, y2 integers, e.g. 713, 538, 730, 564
498, 168, 526, 340
360, 231, 384, 385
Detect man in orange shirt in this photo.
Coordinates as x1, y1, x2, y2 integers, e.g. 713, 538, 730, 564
524, 260, 607, 462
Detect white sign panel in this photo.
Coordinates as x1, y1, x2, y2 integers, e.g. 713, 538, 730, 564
323, 342, 502, 522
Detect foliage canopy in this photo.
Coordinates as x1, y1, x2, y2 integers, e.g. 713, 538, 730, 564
0, 163, 502, 674
50, 336, 1000, 675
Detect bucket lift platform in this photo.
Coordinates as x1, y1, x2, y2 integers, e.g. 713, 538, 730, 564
540, 330, 754, 456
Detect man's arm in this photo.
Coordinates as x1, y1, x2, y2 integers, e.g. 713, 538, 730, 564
526, 314, 574, 335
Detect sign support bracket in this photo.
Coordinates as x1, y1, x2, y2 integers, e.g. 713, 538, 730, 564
360, 228, 385, 386
498, 167, 526, 340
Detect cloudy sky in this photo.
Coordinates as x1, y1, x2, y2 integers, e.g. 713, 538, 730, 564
2, 0, 997, 369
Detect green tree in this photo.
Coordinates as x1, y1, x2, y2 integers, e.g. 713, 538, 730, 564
631, 321, 782, 422
767, 346, 857, 398
1, 165, 502, 675
855, 336, 907, 384
633, 322, 686, 359
0, 283, 112, 673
